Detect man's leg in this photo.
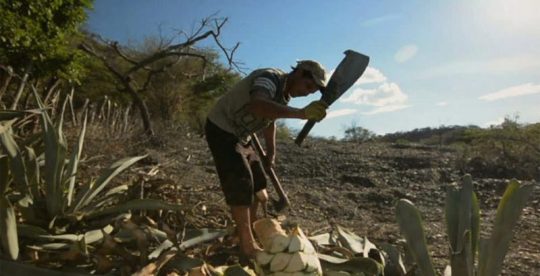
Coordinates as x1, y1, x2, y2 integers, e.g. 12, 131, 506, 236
249, 199, 260, 223
231, 205, 262, 257
250, 159, 268, 222
204, 121, 262, 257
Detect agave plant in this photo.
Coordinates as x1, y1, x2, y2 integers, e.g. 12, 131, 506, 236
396, 174, 534, 276
0, 91, 184, 261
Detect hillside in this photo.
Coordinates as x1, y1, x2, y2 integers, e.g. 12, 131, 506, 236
79, 124, 540, 275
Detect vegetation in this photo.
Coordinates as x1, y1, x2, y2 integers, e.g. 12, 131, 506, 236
0, 2, 538, 275
342, 121, 377, 143
0, 0, 92, 81
396, 175, 533, 276
345, 118, 539, 180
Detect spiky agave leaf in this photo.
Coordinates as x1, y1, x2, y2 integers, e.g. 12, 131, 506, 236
318, 254, 383, 275
445, 175, 475, 276
0, 196, 19, 260
395, 199, 436, 276
0, 155, 8, 194
35, 89, 67, 218
72, 155, 147, 212
65, 110, 87, 208
84, 198, 184, 220
478, 179, 534, 276
0, 121, 30, 194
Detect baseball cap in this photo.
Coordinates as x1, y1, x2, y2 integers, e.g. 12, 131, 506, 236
296, 60, 327, 88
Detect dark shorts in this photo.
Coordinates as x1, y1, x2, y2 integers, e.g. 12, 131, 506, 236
204, 119, 267, 206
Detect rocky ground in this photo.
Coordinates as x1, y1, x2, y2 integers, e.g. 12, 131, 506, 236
81, 125, 540, 275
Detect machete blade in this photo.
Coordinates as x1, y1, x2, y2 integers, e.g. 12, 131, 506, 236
295, 50, 370, 146
321, 50, 370, 104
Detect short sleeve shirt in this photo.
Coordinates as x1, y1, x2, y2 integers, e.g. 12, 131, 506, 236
207, 68, 289, 143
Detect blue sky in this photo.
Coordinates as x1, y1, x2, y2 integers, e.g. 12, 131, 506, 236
86, 0, 540, 137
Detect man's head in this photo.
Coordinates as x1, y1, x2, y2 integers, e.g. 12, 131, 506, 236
287, 60, 327, 97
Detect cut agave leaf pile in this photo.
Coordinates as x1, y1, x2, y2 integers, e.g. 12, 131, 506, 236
253, 218, 322, 276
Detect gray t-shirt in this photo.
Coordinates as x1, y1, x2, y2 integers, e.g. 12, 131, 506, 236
207, 68, 289, 143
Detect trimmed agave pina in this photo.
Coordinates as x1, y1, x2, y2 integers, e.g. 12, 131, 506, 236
253, 218, 322, 275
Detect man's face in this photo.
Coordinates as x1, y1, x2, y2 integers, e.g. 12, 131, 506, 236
289, 70, 320, 97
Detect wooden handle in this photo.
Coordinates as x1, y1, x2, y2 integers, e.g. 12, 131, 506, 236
250, 134, 290, 205
294, 120, 317, 146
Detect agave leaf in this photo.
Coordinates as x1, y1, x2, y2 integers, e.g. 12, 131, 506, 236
73, 155, 147, 211
445, 187, 460, 250
17, 224, 49, 237
146, 226, 169, 242
447, 175, 474, 276
148, 239, 174, 260
0, 109, 41, 122
35, 242, 71, 250
309, 232, 335, 246
37, 233, 80, 242
65, 111, 87, 208
478, 237, 489, 275
103, 184, 129, 197
471, 191, 480, 266
0, 120, 16, 134
164, 254, 205, 273
0, 125, 30, 193
179, 228, 230, 250
135, 248, 178, 276
0, 258, 87, 276
80, 184, 129, 212
0, 196, 19, 260
363, 236, 379, 260
85, 198, 184, 219
84, 225, 114, 244
478, 180, 534, 276
0, 156, 8, 193
317, 253, 348, 264
395, 199, 436, 276
39, 94, 67, 218
16, 194, 46, 225
25, 147, 41, 199
84, 195, 117, 211
319, 254, 384, 275
336, 225, 365, 255
379, 243, 406, 276
0, 110, 27, 121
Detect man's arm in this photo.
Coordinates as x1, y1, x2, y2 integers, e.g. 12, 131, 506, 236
245, 90, 305, 120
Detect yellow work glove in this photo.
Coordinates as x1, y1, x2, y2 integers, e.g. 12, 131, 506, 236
303, 100, 328, 121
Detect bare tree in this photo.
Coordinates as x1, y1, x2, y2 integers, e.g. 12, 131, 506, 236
80, 16, 241, 137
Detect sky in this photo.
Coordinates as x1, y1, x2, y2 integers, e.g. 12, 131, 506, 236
86, 0, 540, 138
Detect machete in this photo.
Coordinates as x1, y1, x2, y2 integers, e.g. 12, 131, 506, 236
295, 50, 370, 146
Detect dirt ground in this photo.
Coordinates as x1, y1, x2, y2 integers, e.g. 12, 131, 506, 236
81, 125, 540, 275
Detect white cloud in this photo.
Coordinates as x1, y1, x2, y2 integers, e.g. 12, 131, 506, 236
417, 54, 540, 79
436, 101, 448, 106
362, 104, 411, 115
326, 109, 357, 119
357, 67, 387, 84
479, 82, 540, 101
484, 117, 505, 127
335, 66, 409, 115
330, 66, 387, 85
394, 44, 418, 63
340, 82, 408, 107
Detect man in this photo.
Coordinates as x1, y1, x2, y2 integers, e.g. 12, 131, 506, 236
205, 60, 328, 257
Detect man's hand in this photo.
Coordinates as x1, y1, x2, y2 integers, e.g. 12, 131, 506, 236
303, 100, 328, 121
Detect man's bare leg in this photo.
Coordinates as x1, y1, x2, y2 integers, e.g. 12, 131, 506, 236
231, 205, 262, 257
249, 199, 259, 223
